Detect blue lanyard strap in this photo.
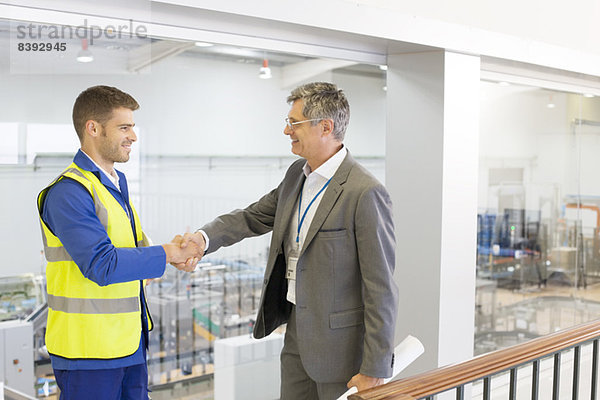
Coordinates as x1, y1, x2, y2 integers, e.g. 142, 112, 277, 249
296, 177, 333, 243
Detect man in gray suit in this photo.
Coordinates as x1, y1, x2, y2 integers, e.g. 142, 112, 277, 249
181, 82, 398, 399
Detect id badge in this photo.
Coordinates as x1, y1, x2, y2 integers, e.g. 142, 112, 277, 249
286, 256, 298, 280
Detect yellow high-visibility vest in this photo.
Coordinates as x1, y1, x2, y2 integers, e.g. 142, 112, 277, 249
37, 163, 153, 359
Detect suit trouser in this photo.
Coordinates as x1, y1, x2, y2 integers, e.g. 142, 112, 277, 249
54, 362, 149, 400
280, 306, 348, 400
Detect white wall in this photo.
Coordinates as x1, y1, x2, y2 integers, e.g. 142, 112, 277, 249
333, 71, 386, 156
156, 0, 600, 78
0, 52, 386, 277
479, 82, 569, 213
138, 58, 386, 157
0, 166, 56, 276
478, 82, 600, 231
0, 55, 386, 157
354, 0, 600, 56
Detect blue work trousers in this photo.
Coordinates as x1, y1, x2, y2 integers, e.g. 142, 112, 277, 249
54, 362, 149, 400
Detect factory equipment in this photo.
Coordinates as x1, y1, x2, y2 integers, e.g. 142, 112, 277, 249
145, 259, 264, 392
475, 200, 600, 355
0, 274, 45, 323
1, 319, 34, 397
477, 209, 547, 289
0, 274, 47, 397
561, 197, 600, 282
0, 260, 266, 398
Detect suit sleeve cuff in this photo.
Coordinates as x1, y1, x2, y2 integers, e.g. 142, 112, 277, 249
196, 229, 210, 253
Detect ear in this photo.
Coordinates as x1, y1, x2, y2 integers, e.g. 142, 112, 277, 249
321, 119, 335, 137
85, 120, 100, 138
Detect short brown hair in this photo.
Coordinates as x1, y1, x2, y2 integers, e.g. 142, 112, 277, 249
72, 85, 139, 141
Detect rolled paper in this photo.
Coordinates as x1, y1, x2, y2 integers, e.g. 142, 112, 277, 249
337, 335, 425, 400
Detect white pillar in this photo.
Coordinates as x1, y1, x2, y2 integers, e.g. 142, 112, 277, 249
386, 51, 480, 375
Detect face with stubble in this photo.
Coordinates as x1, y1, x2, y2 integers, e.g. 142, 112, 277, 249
96, 106, 137, 164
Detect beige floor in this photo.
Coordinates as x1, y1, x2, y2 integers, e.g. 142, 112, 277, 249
471, 280, 600, 398
474, 277, 600, 356
494, 281, 600, 306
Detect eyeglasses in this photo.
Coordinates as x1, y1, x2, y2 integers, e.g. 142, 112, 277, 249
285, 117, 321, 131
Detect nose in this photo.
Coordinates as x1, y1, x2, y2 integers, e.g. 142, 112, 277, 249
129, 128, 138, 142
283, 124, 293, 136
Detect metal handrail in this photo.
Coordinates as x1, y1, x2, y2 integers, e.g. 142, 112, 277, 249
350, 319, 600, 400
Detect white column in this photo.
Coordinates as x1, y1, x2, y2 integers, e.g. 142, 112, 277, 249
386, 51, 480, 374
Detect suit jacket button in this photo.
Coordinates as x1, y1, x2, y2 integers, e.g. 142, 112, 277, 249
263, 279, 268, 285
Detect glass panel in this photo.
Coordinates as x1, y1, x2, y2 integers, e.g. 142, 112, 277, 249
476, 82, 600, 356
0, 16, 387, 398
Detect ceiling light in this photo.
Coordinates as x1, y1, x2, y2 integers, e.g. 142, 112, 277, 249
547, 95, 555, 109
76, 39, 93, 63
583, 93, 595, 98
259, 59, 272, 79
194, 42, 214, 47
498, 81, 510, 86
379, 65, 388, 71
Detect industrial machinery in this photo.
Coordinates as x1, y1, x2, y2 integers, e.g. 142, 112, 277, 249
145, 259, 264, 390
0, 259, 266, 398
0, 274, 48, 397
477, 209, 547, 289
475, 198, 600, 355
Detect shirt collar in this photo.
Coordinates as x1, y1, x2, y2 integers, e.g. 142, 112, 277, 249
75, 149, 121, 191
303, 145, 347, 180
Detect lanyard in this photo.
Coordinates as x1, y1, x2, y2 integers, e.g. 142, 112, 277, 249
296, 177, 332, 243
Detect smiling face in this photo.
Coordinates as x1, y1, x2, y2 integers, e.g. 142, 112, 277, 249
284, 100, 321, 159
284, 100, 341, 170
82, 106, 137, 172
97, 107, 136, 164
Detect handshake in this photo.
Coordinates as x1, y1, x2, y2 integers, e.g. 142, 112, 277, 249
161, 231, 206, 272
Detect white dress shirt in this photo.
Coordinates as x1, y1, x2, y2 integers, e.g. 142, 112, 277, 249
81, 150, 120, 191
286, 146, 347, 304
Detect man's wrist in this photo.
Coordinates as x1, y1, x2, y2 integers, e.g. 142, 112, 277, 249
161, 243, 174, 263
195, 229, 209, 252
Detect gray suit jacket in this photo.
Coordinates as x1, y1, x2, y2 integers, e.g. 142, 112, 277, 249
201, 151, 398, 382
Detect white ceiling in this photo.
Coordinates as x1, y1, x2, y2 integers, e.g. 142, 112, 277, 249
0, 18, 385, 80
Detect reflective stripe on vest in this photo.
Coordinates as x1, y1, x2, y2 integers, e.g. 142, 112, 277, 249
138, 232, 150, 248
47, 294, 140, 314
40, 226, 73, 262
65, 167, 109, 229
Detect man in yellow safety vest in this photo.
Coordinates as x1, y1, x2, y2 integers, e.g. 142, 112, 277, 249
37, 85, 201, 399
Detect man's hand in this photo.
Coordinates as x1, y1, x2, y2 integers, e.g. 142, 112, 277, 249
180, 232, 206, 258
179, 232, 206, 252
162, 234, 202, 272
169, 232, 206, 272
347, 373, 384, 392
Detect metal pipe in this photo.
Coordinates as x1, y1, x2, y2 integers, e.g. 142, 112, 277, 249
553, 353, 561, 400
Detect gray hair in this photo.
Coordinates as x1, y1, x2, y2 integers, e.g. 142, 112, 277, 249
287, 82, 349, 141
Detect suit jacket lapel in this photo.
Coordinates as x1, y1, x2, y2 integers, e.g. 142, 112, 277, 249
272, 166, 306, 247
300, 152, 354, 257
